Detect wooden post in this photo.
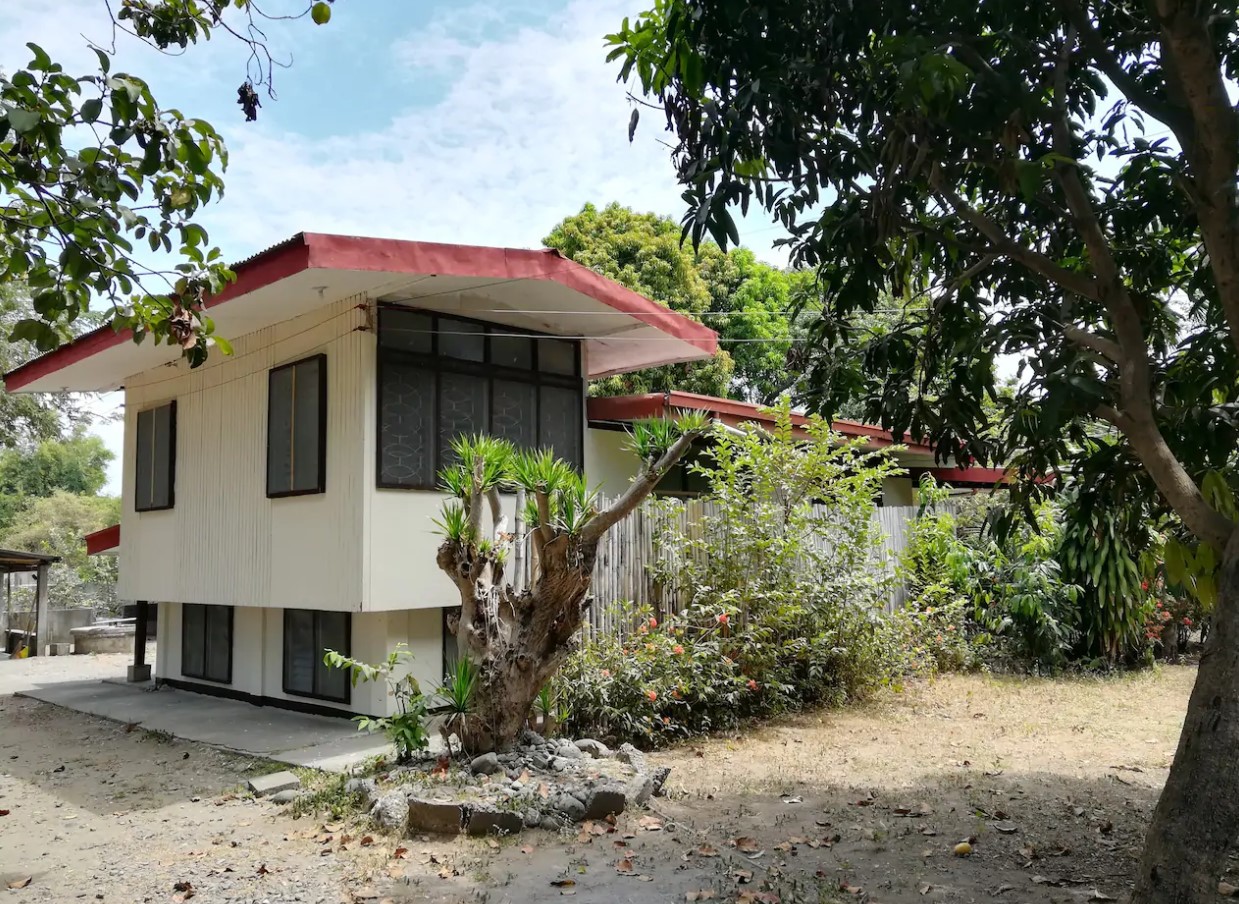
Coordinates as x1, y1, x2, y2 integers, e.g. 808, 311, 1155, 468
33, 563, 50, 657
128, 600, 151, 682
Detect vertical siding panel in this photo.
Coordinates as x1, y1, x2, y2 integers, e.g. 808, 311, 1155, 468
118, 298, 369, 611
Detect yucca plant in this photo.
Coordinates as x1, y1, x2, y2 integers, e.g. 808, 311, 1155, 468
437, 656, 480, 754
433, 417, 704, 753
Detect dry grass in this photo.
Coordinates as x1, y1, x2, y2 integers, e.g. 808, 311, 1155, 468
658, 666, 1195, 795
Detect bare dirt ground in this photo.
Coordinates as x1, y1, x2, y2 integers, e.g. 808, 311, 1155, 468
0, 664, 1211, 904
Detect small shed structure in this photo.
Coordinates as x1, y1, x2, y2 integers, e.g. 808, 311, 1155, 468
0, 549, 60, 657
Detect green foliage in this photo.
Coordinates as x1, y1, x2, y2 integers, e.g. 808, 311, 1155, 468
558, 600, 899, 747
609, 0, 1239, 581
323, 644, 430, 764
0, 431, 111, 499
1, 490, 120, 606
544, 202, 809, 402
437, 656, 479, 748
561, 405, 908, 746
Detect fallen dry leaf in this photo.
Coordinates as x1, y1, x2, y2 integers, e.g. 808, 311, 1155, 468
616, 858, 635, 873
360, 835, 375, 847
0, 809, 9, 817
638, 815, 664, 831
256, 864, 269, 876
733, 869, 753, 884
695, 844, 720, 857
1089, 891, 1116, 902
550, 878, 577, 888
520, 845, 535, 855
686, 891, 716, 902
487, 839, 500, 850
732, 837, 762, 854
1219, 882, 1238, 897
7, 877, 31, 890
392, 846, 408, 859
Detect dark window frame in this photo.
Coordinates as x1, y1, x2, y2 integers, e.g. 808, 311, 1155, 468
375, 305, 584, 490
281, 609, 352, 704
266, 354, 328, 499
135, 400, 177, 512
180, 603, 233, 684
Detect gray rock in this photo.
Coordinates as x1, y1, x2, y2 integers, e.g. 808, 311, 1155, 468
551, 793, 586, 822
470, 752, 503, 776
466, 807, 523, 836
246, 771, 301, 797
616, 743, 648, 773
270, 789, 301, 805
625, 772, 656, 808
650, 766, 671, 797
371, 792, 410, 831
519, 729, 544, 747
343, 777, 376, 796
531, 752, 552, 770
406, 797, 465, 835
522, 809, 542, 828
583, 786, 627, 820
509, 781, 524, 793
574, 739, 612, 759
539, 815, 561, 831
550, 756, 570, 773
555, 742, 584, 760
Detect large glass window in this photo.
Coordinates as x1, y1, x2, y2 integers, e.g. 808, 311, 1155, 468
135, 401, 176, 511
181, 604, 232, 683
282, 609, 350, 703
267, 355, 327, 497
376, 308, 583, 489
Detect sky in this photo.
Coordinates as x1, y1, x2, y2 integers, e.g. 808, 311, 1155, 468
1, 0, 791, 495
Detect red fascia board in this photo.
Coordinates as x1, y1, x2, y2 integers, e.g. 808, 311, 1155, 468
918, 466, 1011, 486
5, 236, 313, 391
587, 391, 935, 454
84, 523, 121, 556
5, 232, 716, 390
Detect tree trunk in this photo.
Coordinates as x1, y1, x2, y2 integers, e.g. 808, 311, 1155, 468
1131, 530, 1239, 903
460, 655, 565, 754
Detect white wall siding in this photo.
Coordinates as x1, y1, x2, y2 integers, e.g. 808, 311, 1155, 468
118, 298, 369, 610
584, 427, 636, 498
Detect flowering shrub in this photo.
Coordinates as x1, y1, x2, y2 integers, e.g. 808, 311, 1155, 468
557, 598, 902, 747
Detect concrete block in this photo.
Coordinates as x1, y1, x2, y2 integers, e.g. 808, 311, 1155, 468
127, 664, 152, 682
407, 797, 465, 834
584, 787, 627, 820
48, 643, 71, 656
466, 807, 523, 836
247, 771, 301, 797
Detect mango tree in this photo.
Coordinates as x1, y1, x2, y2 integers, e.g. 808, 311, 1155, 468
434, 417, 703, 753
610, 2, 1239, 900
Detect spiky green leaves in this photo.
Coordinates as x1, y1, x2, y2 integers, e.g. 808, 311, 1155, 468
627, 411, 709, 461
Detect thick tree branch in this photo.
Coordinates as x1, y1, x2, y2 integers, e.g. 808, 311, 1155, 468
1064, 325, 1121, 366
930, 175, 1099, 300
581, 431, 699, 543
1056, 0, 1190, 135
1153, 0, 1239, 360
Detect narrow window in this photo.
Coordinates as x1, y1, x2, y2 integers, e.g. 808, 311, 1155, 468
283, 609, 350, 703
180, 604, 232, 683
267, 355, 327, 497
135, 401, 176, 512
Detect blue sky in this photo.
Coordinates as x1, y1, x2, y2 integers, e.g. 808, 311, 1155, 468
2, 0, 790, 494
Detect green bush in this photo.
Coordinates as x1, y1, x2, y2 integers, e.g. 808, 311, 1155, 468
558, 598, 901, 747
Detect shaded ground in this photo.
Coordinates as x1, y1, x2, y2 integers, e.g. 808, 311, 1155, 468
0, 664, 1210, 903
375, 668, 1202, 904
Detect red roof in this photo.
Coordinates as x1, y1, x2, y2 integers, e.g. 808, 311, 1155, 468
586, 391, 936, 454
84, 523, 120, 556
6, 232, 718, 391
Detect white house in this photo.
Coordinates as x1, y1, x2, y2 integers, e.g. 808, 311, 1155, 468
5, 232, 717, 717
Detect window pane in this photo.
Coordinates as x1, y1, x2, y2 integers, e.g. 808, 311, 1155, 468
379, 363, 435, 486
268, 367, 294, 494
135, 409, 153, 511
181, 604, 205, 679
292, 359, 322, 492
151, 403, 173, 508
380, 308, 433, 354
490, 334, 533, 370
491, 380, 537, 450
438, 372, 487, 468
283, 609, 315, 695
439, 318, 485, 361
314, 611, 349, 702
538, 339, 577, 375
204, 606, 231, 682
539, 385, 581, 465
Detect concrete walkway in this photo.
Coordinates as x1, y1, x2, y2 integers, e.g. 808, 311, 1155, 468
4, 653, 390, 771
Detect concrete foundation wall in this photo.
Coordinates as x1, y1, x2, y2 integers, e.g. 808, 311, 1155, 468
156, 602, 444, 717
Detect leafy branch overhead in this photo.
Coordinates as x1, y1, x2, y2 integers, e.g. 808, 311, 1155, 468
1, 2, 337, 362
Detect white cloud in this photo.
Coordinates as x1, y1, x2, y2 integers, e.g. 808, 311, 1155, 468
203, 0, 692, 253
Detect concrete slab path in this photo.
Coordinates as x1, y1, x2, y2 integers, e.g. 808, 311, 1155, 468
17, 679, 390, 770
2, 651, 392, 770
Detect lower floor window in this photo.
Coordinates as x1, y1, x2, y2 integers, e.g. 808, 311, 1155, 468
283, 609, 350, 703
181, 604, 232, 683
